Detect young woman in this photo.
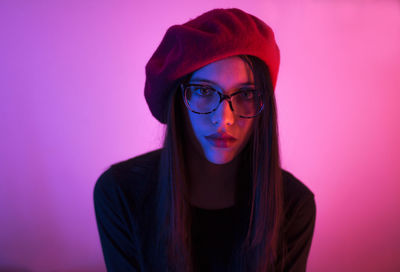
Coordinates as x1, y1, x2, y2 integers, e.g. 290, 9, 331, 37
94, 8, 316, 272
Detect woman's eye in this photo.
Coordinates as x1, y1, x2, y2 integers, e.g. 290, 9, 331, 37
194, 87, 212, 96
240, 90, 255, 99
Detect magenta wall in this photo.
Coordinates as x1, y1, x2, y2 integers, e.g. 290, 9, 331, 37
1, 1, 399, 271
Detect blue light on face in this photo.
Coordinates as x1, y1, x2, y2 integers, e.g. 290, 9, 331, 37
185, 56, 256, 165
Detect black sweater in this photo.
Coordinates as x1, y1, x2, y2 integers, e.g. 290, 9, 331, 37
93, 149, 316, 272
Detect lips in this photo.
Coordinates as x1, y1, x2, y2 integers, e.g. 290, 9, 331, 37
205, 132, 237, 148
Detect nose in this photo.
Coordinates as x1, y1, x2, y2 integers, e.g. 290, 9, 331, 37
211, 99, 235, 126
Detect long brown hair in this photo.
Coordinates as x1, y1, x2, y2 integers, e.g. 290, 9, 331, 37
152, 55, 286, 272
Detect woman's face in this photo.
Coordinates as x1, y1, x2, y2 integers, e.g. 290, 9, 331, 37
183, 56, 256, 164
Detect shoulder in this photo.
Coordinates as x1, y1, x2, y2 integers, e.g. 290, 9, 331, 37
110, 148, 162, 181
279, 169, 317, 270
281, 169, 316, 220
281, 169, 314, 201
93, 148, 162, 209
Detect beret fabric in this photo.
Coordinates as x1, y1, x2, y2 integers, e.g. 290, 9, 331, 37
144, 8, 280, 124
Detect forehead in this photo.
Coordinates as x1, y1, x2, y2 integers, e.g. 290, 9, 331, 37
189, 56, 254, 90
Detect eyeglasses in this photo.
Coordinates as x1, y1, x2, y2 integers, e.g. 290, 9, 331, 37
180, 83, 264, 118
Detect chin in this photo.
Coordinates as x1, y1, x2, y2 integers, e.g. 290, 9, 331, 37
204, 149, 236, 165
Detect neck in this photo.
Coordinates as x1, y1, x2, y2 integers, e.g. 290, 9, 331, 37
185, 147, 241, 208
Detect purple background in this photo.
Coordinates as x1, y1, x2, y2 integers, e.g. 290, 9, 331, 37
1, 0, 399, 271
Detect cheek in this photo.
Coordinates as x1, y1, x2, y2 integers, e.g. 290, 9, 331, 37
188, 112, 207, 136
238, 119, 255, 140
186, 111, 209, 152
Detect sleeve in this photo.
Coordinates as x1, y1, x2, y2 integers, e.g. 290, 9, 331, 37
93, 168, 145, 272
282, 194, 317, 272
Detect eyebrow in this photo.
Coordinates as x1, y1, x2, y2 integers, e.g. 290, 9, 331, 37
189, 78, 255, 88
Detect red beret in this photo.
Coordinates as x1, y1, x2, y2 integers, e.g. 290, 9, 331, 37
144, 8, 280, 124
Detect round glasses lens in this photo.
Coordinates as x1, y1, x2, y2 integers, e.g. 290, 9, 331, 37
185, 86, 219, 113
231, 90, 263, 117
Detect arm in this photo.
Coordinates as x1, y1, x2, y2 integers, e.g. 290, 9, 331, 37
283, 194, 317, 272
93, 168, 144, 272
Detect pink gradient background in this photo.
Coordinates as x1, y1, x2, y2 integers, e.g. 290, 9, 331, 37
1, 0, 399, 271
